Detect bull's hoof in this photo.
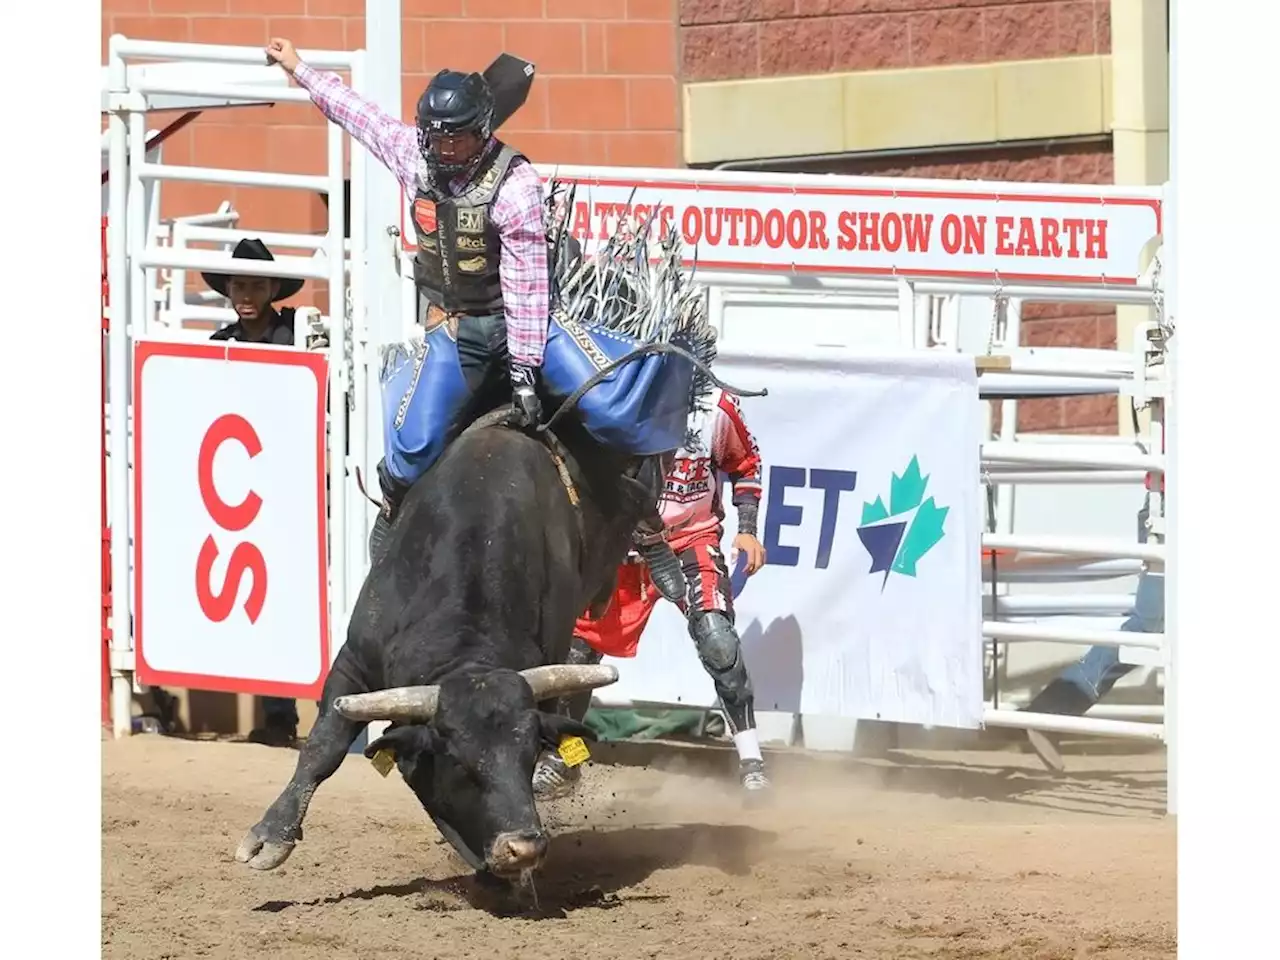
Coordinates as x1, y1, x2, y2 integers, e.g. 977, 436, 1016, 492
235, 826, 297, 870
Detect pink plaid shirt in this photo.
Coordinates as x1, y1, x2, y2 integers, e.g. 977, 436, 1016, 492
293, 63, 549, 367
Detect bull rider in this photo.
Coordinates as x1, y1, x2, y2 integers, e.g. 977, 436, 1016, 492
264, 40, 688, 599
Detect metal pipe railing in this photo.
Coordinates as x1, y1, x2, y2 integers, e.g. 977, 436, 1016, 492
105, 40, 133, 740
136, 161, 329, 193
325, 106, 349, 650
111, 37, 357, 70
983, 708, 1163, 740
983, 621, 1164, 649
983, 469, 1148, 485
982, 441, 1163, 472
137, 246, 331, 281
982, 533, 1164, 564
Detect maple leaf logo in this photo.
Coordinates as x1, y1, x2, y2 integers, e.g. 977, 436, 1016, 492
856, 455, 949, 589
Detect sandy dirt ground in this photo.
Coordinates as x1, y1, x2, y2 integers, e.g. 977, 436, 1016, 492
103, 733, 1174, 960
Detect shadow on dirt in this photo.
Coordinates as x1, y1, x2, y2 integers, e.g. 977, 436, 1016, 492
252, 821, 777, 919
858, 750, 1168, 818
595, 740, 1167, 820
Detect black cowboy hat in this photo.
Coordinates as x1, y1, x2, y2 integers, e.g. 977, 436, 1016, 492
201, 237, 305, 302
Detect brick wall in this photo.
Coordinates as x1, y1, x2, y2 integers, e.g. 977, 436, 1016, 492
103, 0, 682, 315
680, 0, 1111, 80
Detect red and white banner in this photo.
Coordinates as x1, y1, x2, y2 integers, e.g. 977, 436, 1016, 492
132, 340, 330, 699
401, 168, 1162, 285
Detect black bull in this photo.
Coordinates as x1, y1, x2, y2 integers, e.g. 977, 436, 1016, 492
235, 408, 671, 880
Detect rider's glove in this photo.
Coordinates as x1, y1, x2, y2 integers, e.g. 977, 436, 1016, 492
510, 362, 542, 428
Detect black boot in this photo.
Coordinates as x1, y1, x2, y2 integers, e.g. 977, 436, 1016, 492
1023, 678, 1096, 717
618, 457, 687, 603
1020, 679, 1095, 774
368, 460, 412, 567
634, 529, 686, 603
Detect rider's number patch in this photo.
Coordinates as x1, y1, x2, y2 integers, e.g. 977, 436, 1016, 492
557, 736, 590, 768
369, 748, 396, 778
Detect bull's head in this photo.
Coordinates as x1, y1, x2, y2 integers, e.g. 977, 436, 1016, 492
332, 664, 617, 879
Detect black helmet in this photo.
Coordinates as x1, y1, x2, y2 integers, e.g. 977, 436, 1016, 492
416, 70, 495, 176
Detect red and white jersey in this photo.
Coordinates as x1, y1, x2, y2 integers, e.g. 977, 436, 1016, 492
658, 388, 763, 551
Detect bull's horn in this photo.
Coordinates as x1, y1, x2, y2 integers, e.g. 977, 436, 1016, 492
332, 686, 440, 722
519, 664, 620, 701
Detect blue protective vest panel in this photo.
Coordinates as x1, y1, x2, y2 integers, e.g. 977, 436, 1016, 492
380, 316, 696, 489
379, 320, 470, 487
540, 317, 695, 456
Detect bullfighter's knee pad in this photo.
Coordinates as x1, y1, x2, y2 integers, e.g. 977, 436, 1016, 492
689, 611, 756, 735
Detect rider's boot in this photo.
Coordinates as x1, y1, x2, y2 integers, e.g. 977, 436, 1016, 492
632, 514, 687, 603
367, 459, 413, 566
616, 455, 687, 604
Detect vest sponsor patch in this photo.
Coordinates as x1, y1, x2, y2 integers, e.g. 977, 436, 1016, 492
413, 198, 438, 234
456, 208, 486, 235
457, 255, 487, 273
455, 234, 486, 251
560, 318, 610, 372
394, 340, 430, 431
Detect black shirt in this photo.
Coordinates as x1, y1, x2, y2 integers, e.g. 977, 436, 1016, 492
209, 307, 297, 345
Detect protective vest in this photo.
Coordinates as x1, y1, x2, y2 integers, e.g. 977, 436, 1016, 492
410, 142, 523, 316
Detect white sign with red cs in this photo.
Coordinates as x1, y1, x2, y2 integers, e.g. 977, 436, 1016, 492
133, 340, 330, 700
401, 169, 1163, 285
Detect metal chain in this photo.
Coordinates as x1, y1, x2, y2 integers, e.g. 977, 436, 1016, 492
345, 285, 357, 413
1149, 252, 1174, 345
986, 287, 1008, 355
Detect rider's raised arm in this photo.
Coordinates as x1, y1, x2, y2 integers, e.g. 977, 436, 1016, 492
490, 159, 550, 372
292, 62, 420, 194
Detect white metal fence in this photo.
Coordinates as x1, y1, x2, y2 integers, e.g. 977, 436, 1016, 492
103, 35, 369, 738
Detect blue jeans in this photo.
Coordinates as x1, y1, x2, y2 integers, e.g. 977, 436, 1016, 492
1027, 495, 1163, 715
1058, 566, 1164, 703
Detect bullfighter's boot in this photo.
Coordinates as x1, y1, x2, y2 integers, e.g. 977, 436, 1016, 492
532, 637, 602, 801
367, 459, 413, 567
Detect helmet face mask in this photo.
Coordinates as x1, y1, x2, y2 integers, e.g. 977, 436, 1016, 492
416, 69, 495, 179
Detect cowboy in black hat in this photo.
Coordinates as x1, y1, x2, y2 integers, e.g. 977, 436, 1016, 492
204, 237, 304, 345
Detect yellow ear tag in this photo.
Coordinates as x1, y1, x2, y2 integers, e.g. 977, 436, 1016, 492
557, 735, 590, 768
369, 748, 396, 778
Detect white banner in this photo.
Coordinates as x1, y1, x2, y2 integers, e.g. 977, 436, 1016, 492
402, 168, 1162, 285
598, 349, 986, 730
133, 340, 330, 699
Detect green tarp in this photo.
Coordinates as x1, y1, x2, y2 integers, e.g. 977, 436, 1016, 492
583, 706, 720, 742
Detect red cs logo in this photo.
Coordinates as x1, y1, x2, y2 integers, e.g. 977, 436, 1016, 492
195, 414, 268, 624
